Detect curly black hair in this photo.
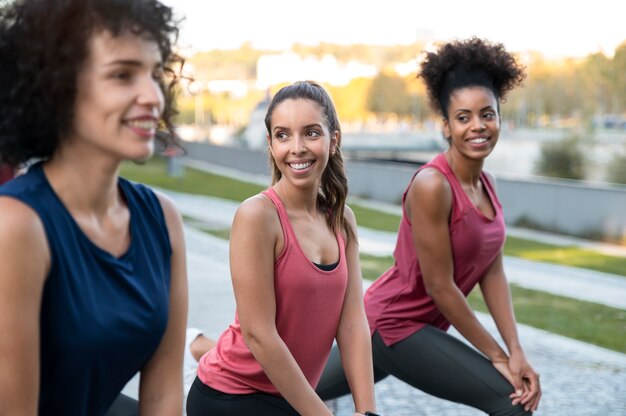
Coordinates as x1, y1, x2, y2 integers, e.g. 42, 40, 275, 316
418, 37, 526, 119
0, 0, 184, 166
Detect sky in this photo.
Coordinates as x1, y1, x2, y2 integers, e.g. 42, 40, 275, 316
163, 0, 624, 58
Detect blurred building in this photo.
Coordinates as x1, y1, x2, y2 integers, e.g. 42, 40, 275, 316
256, 52, 377, 89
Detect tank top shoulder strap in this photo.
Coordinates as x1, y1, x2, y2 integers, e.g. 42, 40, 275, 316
428, 153, 467, 201
401, 153, 467, 213
261, 187, 293, 243
402, 153, 461, 199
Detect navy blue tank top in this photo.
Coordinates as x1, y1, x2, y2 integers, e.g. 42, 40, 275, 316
0, 163, 172, 415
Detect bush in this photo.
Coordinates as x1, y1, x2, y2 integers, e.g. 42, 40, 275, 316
606, 148, 626, 184
535, 134, 587, 179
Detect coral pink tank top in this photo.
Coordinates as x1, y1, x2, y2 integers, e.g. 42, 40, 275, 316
364, 153, 506, 346
198, 188, 348, 394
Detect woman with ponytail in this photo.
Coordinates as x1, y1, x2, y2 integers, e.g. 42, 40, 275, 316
186, 81, 378, 416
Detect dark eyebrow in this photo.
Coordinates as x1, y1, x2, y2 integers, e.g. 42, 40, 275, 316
455, 106, 495, 114
105, 59, 162, 68
272, 123, 323, 132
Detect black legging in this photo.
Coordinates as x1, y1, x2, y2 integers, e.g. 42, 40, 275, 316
186, 376, 299, 416
316, 326, 531, 416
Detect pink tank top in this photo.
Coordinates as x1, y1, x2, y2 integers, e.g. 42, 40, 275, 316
198, 187, 349, 394
364, 153, 506, 346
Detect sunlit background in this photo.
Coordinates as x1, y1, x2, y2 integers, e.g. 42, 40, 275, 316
163, 0, 626, 183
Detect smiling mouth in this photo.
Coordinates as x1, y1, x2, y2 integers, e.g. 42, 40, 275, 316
125, 119, 158, 130
468, 137, 488, 144
289, 161, 313, 170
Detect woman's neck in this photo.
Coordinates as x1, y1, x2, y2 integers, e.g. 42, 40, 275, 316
444, 149, 484, 186
273, 180, 320, 215
43, 146, 123, 216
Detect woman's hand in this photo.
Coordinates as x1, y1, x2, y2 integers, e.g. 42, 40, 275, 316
492, 351, 541, 412
508, 350, 541, 412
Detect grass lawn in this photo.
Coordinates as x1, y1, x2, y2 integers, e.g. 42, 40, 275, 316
468, 287, 626, 353
121, 157, 264, 201
503, 237, 626, 278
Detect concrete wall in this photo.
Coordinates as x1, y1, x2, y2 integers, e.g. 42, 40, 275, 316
183, 142, 626, 241
346, 159, 626, 241
184, 141, 271, 178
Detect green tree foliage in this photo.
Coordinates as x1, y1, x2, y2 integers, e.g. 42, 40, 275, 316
189, 42, 267, 79
535, 134, 588, 179
581, 52, 614, 117
327, 78, 373, 123
612, 42, 626, 111
366, 72, 412, 117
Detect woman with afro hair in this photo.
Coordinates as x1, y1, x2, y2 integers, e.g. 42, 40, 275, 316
0, 0, 188, 414
316, 37, 541, 415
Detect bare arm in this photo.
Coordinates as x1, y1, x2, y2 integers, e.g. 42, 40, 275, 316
479, 253, 521, 357
230, 196, 332, 416
138, 193, 188, 416
407, 169, 508, 362
481, 171, 541, 411
480, 252, 541, 412
0, 197, 50, 415
335, 207, 376, 415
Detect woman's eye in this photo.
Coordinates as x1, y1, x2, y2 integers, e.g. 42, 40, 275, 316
152, 68, 164, 80
306, 130, 321, 137
113, 71, 131, 81
275, 132, 288, 140
484, 112, 496, 119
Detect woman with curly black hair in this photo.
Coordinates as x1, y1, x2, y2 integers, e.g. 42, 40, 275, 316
316, 38, 541, 415
0, 0, 188, 414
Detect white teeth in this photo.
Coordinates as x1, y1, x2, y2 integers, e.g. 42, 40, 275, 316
468, 137, 487, 144
289, 161, 313, 170
126, 120, 157, 130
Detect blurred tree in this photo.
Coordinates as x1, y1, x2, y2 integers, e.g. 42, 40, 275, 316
581, 52, 613, 119
328, 77, 373, 123
612, 41, 626, 111
366, 71, 412, 117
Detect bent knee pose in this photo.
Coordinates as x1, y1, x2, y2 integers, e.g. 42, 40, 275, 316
186, 81, 378, 416
316, 38, 541, 416
0, 1, 188, 414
